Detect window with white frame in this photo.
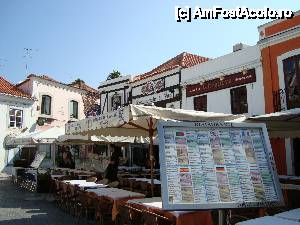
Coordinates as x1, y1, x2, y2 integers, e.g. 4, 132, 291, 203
9, 109, 23, 128
69, 100, 79, 119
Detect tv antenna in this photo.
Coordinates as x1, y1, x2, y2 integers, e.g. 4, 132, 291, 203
23, 48, 38, 75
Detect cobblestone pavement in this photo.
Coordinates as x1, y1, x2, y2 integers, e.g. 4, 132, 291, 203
0, 175, 84, 225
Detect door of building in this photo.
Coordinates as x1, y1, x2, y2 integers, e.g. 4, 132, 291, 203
283, 55, 300, 109
293, 138, 300, 176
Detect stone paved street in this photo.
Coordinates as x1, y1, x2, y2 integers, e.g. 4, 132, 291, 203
0, 174, 84, 225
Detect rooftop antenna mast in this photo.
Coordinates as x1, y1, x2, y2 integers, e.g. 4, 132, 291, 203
23, 48, 38, 75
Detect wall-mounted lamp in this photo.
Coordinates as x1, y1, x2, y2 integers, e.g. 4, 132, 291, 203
241, 66, 248, 75
219, 72, 226, 81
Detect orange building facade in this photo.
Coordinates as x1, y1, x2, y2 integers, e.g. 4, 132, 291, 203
258, 11, 300, 175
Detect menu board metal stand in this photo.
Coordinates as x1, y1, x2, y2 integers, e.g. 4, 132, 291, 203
218, 210, 225, 225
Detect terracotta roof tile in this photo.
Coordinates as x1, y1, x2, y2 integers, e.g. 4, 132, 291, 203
18, 74, 97, 94
68, 80, 98, 94
0, 76, 33, 99
132, 52, 210, 82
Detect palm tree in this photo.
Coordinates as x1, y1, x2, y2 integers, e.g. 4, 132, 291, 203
107, 70, 121, 80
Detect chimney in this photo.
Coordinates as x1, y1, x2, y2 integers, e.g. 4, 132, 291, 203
233, 43, 250, 52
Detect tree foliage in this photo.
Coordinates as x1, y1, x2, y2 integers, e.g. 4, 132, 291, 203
107, 70, 121, 80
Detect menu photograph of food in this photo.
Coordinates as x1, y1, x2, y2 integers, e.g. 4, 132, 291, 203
161, 126, 281, 209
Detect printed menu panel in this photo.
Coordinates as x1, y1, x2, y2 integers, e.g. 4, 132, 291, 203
159, 122, 283, 210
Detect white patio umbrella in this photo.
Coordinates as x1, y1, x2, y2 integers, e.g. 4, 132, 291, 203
247, 108, 300, 138
7, 126, 65, 146
56, 134, 150, 144
66, 104, 245, 196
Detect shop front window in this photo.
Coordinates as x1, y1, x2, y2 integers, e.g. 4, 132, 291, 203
230, 86, 248, 114
283, 55, 300, 109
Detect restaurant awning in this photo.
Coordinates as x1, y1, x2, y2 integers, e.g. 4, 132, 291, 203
91, 135, 150, 144
56, 134, 90, 144
56, 134, 150, 144
7, 126, 65, 146
247, 108, 300, 138
66, 104, 245, 137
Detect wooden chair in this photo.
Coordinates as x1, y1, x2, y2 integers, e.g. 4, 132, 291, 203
126, 205, 143, 225
60, 182, 69, 211
98, 196, 114, 225
76, 191, 96, 225
142, 211, 175, 225
67, 184, 80, 216
54, 180, 63, 206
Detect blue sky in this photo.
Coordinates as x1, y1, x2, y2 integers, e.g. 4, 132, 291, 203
0, 1, 298, 88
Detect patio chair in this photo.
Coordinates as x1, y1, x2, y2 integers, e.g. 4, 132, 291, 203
126, 205, 143, 225
76, 191, 96, 225
98, 196, 114, 225
54, 180, 63, 206
142, 211, 175, 225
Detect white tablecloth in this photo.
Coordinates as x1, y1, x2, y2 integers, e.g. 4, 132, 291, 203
275, 208, 300, 222
63, 180, 107, 188
128, 178, 161, 185
86, 188, 144, 200
236, 216, 300, 225
127, 197, 193, 217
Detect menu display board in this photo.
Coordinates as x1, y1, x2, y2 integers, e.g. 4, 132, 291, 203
157, 121, 284, 210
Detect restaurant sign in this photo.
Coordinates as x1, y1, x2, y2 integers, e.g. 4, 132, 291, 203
141, 79, 164, 96
186, 69, 256, 97
134, 88, 179, 105
65, 107, 128, 135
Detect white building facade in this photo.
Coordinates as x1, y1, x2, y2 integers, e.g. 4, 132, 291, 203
14, 75, 96, 169
98, 75, 132, 114
0, 77, 35, 172
181, 45, 265, 117
130, 52, 209, 109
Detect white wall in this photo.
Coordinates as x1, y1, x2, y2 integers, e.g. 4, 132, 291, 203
99, 76, 131, 113
0, 95, 35, 171
18, 78, 86, 127
99, 86, 130, 113
131, 68, 180, 107
182, 45, 265, 116
182, 46, 261, 83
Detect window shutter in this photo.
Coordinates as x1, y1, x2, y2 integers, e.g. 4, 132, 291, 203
69, 101, 72, 118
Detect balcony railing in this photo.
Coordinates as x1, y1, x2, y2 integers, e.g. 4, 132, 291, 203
273, 86, 300, 112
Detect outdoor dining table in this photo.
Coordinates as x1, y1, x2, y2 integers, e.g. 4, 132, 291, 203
50, 174, 66, 179
63, 180, 107, 189
126, 197, 213, 225
86, 187, 145, 221
236, 216, 300, 225
128, 177, 161, 185
274, 208, 300, 222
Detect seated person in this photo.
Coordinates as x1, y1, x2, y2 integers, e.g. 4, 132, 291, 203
59, 149, 75, 169
99, 145, 121, 185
